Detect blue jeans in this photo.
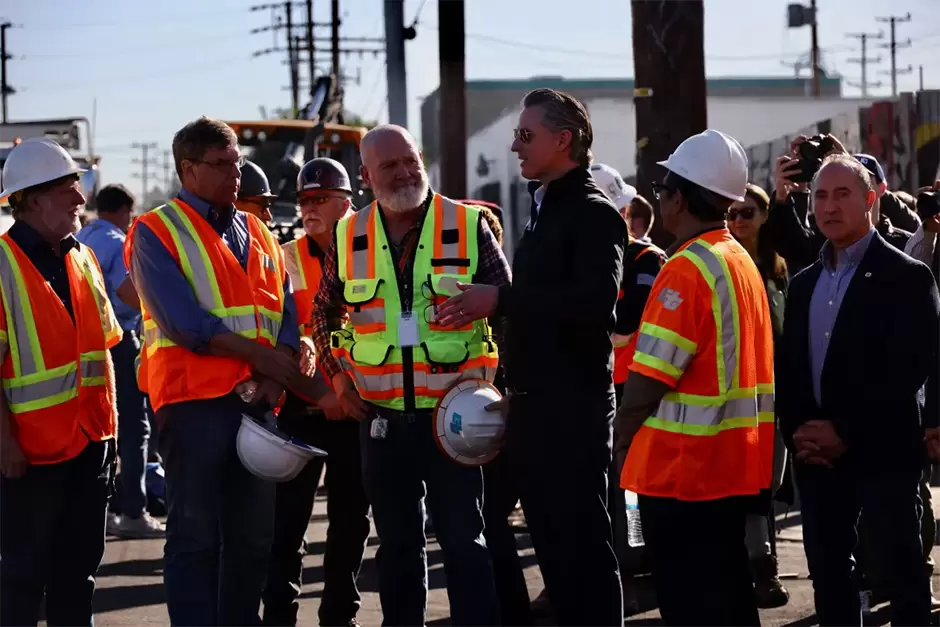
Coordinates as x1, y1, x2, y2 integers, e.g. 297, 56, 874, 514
110, 330, 150, 518
360, 407, 499, 627
157, 395, 276, 626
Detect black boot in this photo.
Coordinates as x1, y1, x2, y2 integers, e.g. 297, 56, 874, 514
750, 554, 790, 609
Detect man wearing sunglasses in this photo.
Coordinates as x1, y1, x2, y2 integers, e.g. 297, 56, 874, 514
235, 160, 276, 226
438, 88, 627, 626
262, 157, 371, 627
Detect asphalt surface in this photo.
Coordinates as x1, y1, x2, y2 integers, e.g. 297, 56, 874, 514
48, 488, 940, 626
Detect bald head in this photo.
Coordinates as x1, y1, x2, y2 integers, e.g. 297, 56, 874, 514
359, 124, 429, 214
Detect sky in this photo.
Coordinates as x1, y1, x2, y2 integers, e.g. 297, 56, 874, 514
3, 0, 939, 196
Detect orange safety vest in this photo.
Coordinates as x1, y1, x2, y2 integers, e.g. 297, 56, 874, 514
0, 233, 122, 465
282, 235, 322, 339
125, 199, 286, 413
621, 228, 774, 501
613, 242, 665, 384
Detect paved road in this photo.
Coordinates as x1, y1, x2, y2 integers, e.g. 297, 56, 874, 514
68, 490, 940, 626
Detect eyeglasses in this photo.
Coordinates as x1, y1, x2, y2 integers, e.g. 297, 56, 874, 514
727, 207, 756, 221
513, 127, 535, 144
190, 156, 247, 171
243, 197, 274, 209
299, 195, 348, 207
651, 181, 674, 201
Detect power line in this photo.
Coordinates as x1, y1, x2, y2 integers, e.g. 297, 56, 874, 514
845, 31, 883, 97
24, 57, 245, 93
876, 12, 913, 97
131, 143, 159, 205
1, 22, 15, 123
26, 9, 240, 30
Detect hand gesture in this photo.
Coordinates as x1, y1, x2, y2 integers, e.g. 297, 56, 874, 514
436, 283, 499, 328
331, 372, 368, 421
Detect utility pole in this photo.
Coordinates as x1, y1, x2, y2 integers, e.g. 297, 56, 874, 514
285, 2, 300, 114
331, 0, 340, 80
306, 0, 316, 100
438, 0, 466, 198
876, 13, 912, 97
920, 65, 924, 91
131, 142, 159, 207
632, 0, 707, 247
845, 31, 883, 98
787, 2, 821, 97
0, 22, 14, 123
384, 0, 408, 126
809, 0, 820, 97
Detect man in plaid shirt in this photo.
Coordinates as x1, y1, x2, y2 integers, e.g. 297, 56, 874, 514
309, 124, 511, 626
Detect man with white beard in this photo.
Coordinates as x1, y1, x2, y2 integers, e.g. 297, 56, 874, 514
310, 124, 511, 626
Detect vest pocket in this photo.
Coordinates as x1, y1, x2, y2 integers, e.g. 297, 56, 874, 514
349, 340, 393, 366
344, 278, 387, 334
421, 341, 470, 367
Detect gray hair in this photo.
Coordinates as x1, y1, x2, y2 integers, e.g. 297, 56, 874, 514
521, 88, 594, 167
811, 154, 875, 198
172, 117, 238, 178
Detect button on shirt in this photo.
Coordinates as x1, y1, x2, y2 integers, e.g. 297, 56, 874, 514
76, 218, 140, 331
5, 221, 79, 321
809, 228, 875, 405
129, 188, 300, 355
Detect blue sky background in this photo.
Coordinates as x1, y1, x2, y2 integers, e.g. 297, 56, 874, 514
3, 0, 938, 193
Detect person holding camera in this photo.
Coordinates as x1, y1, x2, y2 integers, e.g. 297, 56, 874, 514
766, 136, 912, 273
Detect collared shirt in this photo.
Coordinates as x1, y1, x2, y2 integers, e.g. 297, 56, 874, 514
526, 185, 547, 232
312, 191, 512, 380
128, 188, 300, 354
809, 228, 876, 405
5, 221, 80, 321
76, 218, 140, 330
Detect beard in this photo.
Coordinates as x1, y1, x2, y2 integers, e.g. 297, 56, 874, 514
376, 173, 430, 214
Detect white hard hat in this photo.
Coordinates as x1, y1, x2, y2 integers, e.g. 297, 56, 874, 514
657, 129, 748, 202
0, 137, 87, 198
434, 379, 505, 466
236, 414, 326, 482
590, 163, 637, 209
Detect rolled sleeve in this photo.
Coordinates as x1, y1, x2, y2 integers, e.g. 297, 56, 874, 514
128, 222, 230, 354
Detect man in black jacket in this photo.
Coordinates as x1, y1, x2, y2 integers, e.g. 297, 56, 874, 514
777, 154, 940, 626
438, 88, 626, 626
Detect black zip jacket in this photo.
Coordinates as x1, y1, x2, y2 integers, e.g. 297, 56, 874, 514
496, 167, 627, 397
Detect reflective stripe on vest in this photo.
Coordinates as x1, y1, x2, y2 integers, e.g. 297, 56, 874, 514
152, 201, 282, 342
638, 238, 769, 435
0, 242, 110, 413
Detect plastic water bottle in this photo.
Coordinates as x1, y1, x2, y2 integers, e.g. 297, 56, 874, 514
624, 490, 645, 548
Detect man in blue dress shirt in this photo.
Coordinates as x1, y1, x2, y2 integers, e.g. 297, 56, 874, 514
77, 184, 165, 539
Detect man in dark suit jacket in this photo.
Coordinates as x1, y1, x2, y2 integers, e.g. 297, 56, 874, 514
778, 154, 940, 626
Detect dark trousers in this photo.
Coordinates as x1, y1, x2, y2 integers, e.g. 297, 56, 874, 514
638, 494, 758, 626
110, 329, 150, 518
0, 439, 115, 627
263, 398, 371, 626
482, 449, 533, 626
796, 462, 930, 626
360, 408, 499, 627
507, 392, 623, 626
158, 395, 276, 626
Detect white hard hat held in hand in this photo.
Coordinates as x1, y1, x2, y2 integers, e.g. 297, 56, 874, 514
0, 137, 87, 199
590, 163, 637, 210
657, 129, 749, 202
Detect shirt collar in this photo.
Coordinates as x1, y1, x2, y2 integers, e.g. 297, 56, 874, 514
84, 218, 122, 236
820, 228, 875, 271
305, 234, 324, 258
178, 187, 236, 228
8, 220, 80, 258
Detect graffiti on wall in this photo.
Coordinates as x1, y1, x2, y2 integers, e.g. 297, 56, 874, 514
746, 90, 938, 193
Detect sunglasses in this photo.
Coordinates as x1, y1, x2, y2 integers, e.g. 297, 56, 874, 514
651, 181, 675, 201
513, 127, 535, 144
243, 197, 274, 209
727, 207, 756, 221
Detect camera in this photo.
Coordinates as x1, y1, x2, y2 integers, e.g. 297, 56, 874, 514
917, 190, 940, 220
789, 135, 837, 184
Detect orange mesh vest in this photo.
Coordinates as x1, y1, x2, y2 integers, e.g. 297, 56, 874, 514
124, 200, 286, 412
621, 229, 775, 501
0, 233, 122, 464
282, 236, 323, 339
